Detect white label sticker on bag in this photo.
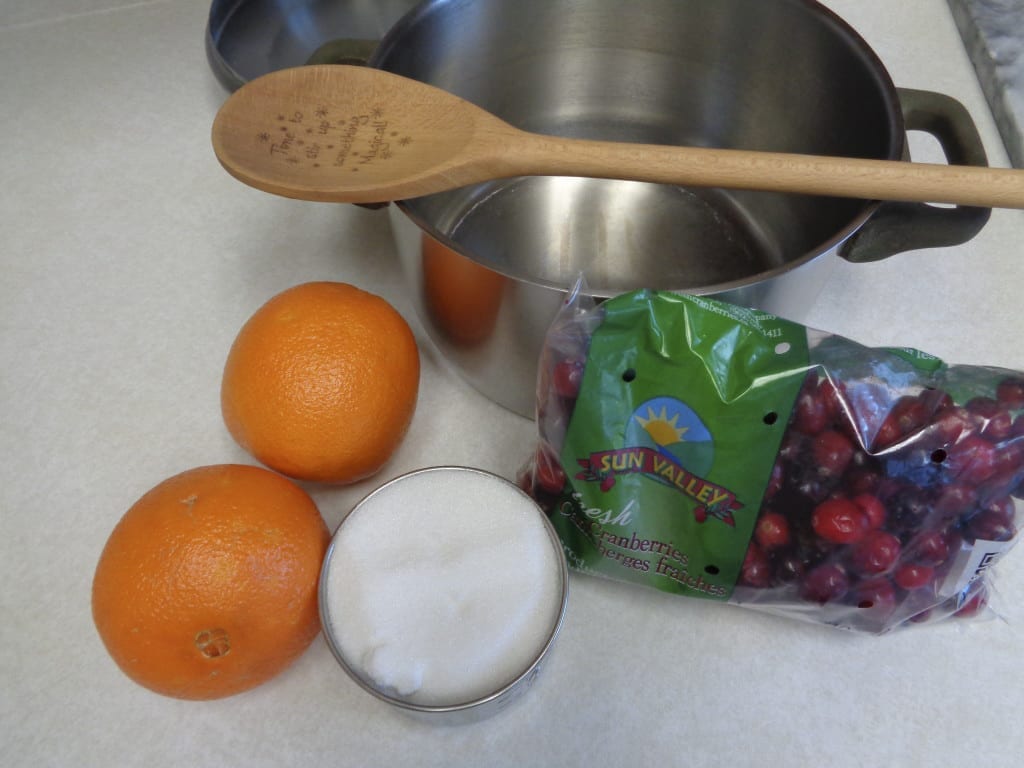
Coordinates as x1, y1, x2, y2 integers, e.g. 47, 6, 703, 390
940, 538, 1015, 598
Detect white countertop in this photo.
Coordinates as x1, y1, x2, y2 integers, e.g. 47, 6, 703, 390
3, 1, 1023, 766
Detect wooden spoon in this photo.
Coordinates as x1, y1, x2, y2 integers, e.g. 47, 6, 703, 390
212, 64, 1024, 208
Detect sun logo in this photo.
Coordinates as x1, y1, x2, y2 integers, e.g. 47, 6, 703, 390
624, 397, 715, 478
635, 405, 690, 446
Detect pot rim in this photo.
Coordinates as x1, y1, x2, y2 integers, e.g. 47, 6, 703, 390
378, 0, 906, 297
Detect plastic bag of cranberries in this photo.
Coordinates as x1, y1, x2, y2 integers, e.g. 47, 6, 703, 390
519, 286, 1023, 634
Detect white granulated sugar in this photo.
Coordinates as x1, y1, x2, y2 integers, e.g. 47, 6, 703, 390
325, 469, 563, 707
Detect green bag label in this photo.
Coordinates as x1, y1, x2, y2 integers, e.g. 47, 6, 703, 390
881, 346, 945, 373
550, 291, 811, 600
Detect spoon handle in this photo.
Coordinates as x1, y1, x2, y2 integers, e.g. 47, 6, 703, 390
510, 132, 1024, 209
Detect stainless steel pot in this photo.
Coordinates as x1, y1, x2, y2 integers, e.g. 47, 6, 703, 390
205, 0, 420, 91
366, 0, 990, 418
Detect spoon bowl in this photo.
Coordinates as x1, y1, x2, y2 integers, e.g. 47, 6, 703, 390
212, 64, 485, 201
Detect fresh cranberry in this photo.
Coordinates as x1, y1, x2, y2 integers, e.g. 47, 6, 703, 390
919, 387, 955, 413
966, 497, 1017, 542
552, 358, 585, 399
850, 530, 901, 575
991, 440, 1024, 477
818, 376, 844, 421
794, 474, 831, 504
812, 430, 856, 478
754, 510, 791, 551
533, 449, 566, 494
911, 530, 952, 567
908, 608, 934, 624
872, 414, 904, 452
795, 524, 840, 564
845, 467, 882, 496
772, 552, 806, 585
996, 376, 1024, 409
944, 434, 999, 485
800, 563, 849, 604
894, 563, 935, 590
740, 542, 772, 588
778, 431, 808, 464
928, 406, 980, 446
794, 378, 830, 435
869, 396, 934, 455
886, 487, 932, 533
979, 468, 1024, 505
934, 483, 978, 518
874, 475, 904, 500
852, 493, 886, 529
966, 396, 1014, 442
891, 396, 930, 436
764, 461, 785, 499
811, 498, 869, 544
955, 586, 989, 618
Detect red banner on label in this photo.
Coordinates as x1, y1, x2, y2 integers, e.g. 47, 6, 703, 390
576, 446, 741, 526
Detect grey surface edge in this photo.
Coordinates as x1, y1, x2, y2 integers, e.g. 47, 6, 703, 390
948, 0, 1024, 168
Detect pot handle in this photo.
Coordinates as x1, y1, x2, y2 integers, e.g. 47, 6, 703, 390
839, 87, 991, 264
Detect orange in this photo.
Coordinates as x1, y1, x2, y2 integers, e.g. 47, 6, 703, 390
91, 464, 330, 700
221, 281, 420, 484
421, 235, 506, 346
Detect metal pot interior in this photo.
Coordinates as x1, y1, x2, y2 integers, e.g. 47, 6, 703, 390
372, 0, 903, 296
